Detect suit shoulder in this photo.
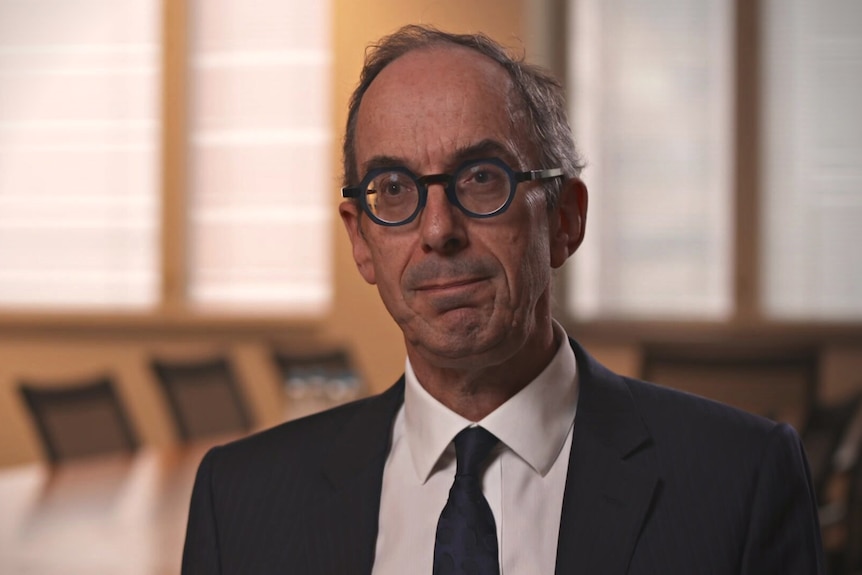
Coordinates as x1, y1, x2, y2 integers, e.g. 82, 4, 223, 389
571, 336, 787, 447
618, 377, 810, 509
621, 376, 787, 449
201, 384, 400, 480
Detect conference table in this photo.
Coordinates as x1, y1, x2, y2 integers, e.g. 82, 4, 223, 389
0, 439, 217, 575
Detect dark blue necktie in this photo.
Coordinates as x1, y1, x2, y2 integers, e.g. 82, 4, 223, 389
433, 426, 500, 575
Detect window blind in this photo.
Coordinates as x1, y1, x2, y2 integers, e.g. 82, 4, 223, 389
0, 0, 161, 309
186, 0, 332, 313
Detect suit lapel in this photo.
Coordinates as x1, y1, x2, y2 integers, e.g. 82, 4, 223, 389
300, 379, 405, 575
556, 340, 659, 575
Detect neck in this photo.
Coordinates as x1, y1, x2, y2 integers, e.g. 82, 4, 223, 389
408, 322, 561, 421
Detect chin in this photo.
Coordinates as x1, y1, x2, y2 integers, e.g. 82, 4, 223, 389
417, 322, 515, 364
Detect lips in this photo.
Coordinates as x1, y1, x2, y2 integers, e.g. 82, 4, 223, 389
404, 258, 496, 289
415, 277, 486, 291
412, 277, 491, 315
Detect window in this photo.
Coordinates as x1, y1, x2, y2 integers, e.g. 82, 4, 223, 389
0, 0, 161, 309
0, 0, 332, 315
567, 0, 733, 320
566, 0, 862, 322
761, 0, 862, 320
187, 0, 332, 312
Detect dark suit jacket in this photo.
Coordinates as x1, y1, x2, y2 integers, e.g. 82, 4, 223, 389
182, 339, 825, 574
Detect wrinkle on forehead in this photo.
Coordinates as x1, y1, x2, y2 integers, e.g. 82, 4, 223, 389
354, 45, 533, 172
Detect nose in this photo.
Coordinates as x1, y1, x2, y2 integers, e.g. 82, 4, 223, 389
418, 182, 467, 255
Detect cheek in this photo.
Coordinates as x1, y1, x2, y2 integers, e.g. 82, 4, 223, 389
368, 239, 411, 295
524, 238, 551, 290
510, 220, 552, 296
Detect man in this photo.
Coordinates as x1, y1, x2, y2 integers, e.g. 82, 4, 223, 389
182, 25, 824, 574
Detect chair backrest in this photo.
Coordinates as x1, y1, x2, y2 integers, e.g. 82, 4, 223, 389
272, 347, 362, 401
151, 356, 252, 441
18, 376, 138, 463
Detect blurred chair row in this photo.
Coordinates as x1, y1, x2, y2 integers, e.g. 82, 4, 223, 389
17, 346, 362, 464
642, 343, 862, 575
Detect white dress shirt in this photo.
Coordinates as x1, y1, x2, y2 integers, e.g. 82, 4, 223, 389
371, 325, 579, 575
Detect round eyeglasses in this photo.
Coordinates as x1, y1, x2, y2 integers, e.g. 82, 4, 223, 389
341, 158, 564, 227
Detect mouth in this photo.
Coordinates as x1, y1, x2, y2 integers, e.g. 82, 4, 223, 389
415, 277, 487, 292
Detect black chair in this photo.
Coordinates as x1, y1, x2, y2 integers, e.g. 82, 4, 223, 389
151, 356, 252, 441
18, 375, 138, 463
272, 347, 362, 402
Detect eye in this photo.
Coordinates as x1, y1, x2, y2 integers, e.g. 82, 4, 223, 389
383, 180, 406, 196
460, 162, 506, 188
472, 169, 492, 184
372, 172, 415, 197
366, 170, 419, 216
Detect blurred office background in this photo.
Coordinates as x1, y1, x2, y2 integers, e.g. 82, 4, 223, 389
0, 0, 861, 573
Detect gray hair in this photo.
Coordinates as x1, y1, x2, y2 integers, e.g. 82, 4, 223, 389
342, 24, 584, 209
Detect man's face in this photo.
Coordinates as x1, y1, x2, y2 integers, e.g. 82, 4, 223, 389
340, 46, 582, 371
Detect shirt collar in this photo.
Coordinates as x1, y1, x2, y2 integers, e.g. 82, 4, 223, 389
403, 322, 579, 482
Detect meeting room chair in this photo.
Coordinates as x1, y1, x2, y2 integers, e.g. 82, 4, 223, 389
151, 355, 253, 441
18, 375, 139, 463
272, 346, 362, 402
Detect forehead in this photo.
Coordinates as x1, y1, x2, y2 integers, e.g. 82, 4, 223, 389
354, 45, 525, 172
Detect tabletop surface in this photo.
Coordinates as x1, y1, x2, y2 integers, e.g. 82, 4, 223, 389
0, 440, 215, 575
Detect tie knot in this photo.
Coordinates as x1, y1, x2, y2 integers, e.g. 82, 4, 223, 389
453, 426, 499, 477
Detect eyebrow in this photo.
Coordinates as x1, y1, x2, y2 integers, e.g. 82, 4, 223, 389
451, 139, 520, 168
361, 154, 409, 174
360, 139, 521, 177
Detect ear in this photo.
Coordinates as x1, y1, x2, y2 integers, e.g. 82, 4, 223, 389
549, 177, 588, 269
338, 200, 377, 285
